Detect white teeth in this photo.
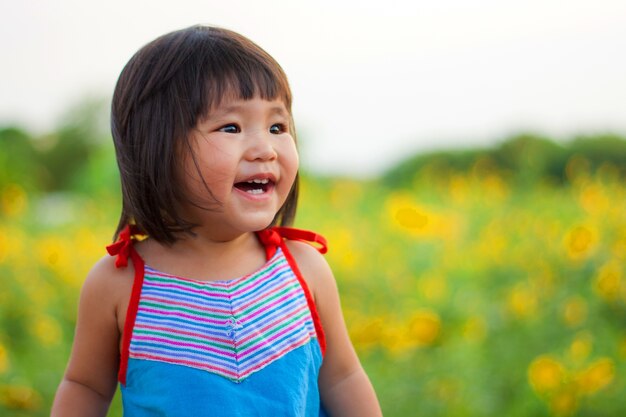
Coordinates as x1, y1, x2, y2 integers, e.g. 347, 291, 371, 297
246, 178, 269, 184
246, 189, 264, 194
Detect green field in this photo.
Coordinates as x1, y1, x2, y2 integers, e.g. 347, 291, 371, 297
1, 127, 625, 416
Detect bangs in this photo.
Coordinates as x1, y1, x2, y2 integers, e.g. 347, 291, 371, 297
195, 29, 292, 121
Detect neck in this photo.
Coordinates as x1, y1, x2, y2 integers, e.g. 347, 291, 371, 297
174, 226, 258, 256
161, 227, 266, 281
136, 225, 269, 282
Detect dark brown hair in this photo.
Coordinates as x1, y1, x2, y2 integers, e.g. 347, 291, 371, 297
111, 25, 298, 244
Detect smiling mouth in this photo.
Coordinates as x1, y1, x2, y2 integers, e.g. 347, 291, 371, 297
234, 178, 275, 195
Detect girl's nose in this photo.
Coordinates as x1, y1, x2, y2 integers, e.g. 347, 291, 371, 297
245, 133, 278, 161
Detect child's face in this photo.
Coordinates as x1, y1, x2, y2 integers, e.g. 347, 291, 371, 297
180, 95, 298, 236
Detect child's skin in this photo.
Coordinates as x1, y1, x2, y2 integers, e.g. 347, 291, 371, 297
51, 96, 382, 416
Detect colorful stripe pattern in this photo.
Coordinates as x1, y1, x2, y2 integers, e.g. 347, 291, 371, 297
128, 248, 318, 383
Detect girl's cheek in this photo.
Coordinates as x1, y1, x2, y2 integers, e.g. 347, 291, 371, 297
284, 141, 299, 168
286, 153, 299, 183
291, 150, 300, 170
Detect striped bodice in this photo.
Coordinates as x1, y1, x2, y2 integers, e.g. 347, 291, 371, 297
128, 247, 318, 383
108, 226, 328, 416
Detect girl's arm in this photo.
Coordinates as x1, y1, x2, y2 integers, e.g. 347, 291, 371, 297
287, 241, 383, 417
51, 257, 128, 417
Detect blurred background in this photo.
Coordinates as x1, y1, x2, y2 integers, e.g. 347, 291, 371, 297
1, 1, 625, 416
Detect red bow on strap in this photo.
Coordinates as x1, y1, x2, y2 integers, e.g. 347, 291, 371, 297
257, 227, 283, 249
106, 225, 142, 268
273, 227, 328, 254
257, 227, 328, 258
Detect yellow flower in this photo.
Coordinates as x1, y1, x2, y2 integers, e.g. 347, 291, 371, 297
325, 228, 357, 273
612, 229, 626, 260
0, 230, 6, 264
0, 384, 41, 410
507, 284, 538, 319
564, 225, 599, 261
575, 357, 615, 395
385, 192, 460, 241
593, 260, 622, 302
408, 309, 441, 346
394, 206, 428, 229
562, 296, 587, 327
35, 237, 65, 269
549, 389, 579, 417
348, 316, 384, 351
385, 193, 428, 232
568, 332, 592, 363
0, 343, 9, 374
481, 173, 509, 202
579, 183, 609, 215
0, 225, 25, 264
528, 355, 566, 394
383, 321, 416, 355
73, 227, 105, 262
31, 315, 62, 347
1, 184, 28, 217
449, 175, 470, 205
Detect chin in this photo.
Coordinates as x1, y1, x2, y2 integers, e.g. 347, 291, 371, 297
237, 214, 277, 233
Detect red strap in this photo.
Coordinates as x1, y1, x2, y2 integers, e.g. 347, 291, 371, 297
273, 227, 328, 254
257, 227, 327, 259
257, 226, 328, 356
105, 225, 145, 385
279, 239, 327, 356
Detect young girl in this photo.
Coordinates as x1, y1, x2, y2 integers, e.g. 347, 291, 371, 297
51, 25, 381, 417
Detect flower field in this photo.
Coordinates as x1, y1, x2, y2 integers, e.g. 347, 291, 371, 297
1, 155, 625, 416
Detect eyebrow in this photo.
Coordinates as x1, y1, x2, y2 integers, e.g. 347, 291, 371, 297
268, 106, 289, 117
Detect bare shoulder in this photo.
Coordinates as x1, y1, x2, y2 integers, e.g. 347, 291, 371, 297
84, 254, 134, 293
80, 254, 135, 322
284, 239, 336, 300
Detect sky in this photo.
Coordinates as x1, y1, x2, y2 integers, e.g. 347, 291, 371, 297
1, 0, 626, 176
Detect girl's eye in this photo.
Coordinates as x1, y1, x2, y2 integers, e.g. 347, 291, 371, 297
269, 124, 287, 134
219, 124, 240, 133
